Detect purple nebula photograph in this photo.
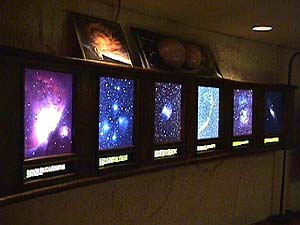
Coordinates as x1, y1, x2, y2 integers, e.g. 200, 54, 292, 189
24, 69, 73, 159
154, 82, 182, 144
233, 89, 253, 137
99, 77, 134, 150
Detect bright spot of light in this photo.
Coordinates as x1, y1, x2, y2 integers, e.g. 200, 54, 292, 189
102, 121, 110, 132
252, 25, 273, 32
60, 126, 69, 137
161, 104, 172, 120
270, 107, 276, 118
113, 103, 119, 111
35, 106, 62, 144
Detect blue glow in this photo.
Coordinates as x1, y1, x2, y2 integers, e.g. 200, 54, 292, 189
197, 86, 220, 140
161, 104, 172, 120
113, 103, 119, 111
155, 82, 182, 144
99, 77, 134, 150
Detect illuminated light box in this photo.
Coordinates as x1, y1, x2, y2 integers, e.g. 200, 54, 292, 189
99, 77, 134, 150
233, 89, 253, 137
197, 143, 216, 152
232, 140, 249, 148
25, 163, 66, 180
265, 91, 283, 135
99, 154, 129, 168
154, 148, 178, 159
24, 69, 73, 159
197, 86, 220, 140
154, 82, 182, 144
264, 137, 280, 144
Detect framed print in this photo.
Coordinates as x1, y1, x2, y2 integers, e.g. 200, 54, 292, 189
154, 82, 182, 144
99, 76, 135, 150
24, 68, 73, 159
131, 27, 221, 77
73, 14, 132, 66
197, 86, 220, 140
233, 89, 253, 137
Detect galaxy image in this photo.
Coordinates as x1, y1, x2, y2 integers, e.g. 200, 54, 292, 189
197, 86, 219, 140
265, 91, 283, 134
74, 15, 132, 65
154, 82, 182, 144
99, 77, 134, 150
233, 89, 253, 137
24, 69, 73, 159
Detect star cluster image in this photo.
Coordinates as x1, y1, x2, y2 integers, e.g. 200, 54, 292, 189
99, 77, 134, 150
233, 89, 253, 137
265, 91, 283, 134
154, 82, 182, 144
197, 86, 220, 140
24, 69, 73, 159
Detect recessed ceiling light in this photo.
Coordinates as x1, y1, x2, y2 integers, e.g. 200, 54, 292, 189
252, 25, 273, 32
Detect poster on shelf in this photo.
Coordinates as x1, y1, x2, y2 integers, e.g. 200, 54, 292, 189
73, 14, 132, 66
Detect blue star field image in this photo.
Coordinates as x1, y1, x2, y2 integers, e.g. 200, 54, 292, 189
265, 91, 283, 134
24, 69, 73, 159
154, 82, 182, 144
233, 89, 253, 137
99, 77, 134, 150
197, 86, 220, 140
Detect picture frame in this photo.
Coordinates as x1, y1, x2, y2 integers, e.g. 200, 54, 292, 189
73, 13, 132, 66
131, 27, 221, 77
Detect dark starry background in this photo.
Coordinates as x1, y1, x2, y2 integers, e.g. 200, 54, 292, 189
99, 77, 134, 150
154, 82, 182, 144
265, 91, 283, 134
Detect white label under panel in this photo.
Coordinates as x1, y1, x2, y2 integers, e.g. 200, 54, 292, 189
197, 143, 217, 152
232, 140, 249, 147
26, 163, 66, 179
99, 154, 129, 167
154, 148, 178, 158
264, 137, 280, 144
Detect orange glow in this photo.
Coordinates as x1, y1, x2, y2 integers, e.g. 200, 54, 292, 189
89, 23, 131, 65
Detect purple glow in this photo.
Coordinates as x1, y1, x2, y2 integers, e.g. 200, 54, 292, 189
233, 89, 253, 136
24, 69, 73, 159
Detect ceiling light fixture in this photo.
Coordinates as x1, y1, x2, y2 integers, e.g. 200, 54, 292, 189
252, 25, 273, 32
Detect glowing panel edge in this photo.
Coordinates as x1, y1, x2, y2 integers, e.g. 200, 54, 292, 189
25, 163, 66, 179
264, 137, 280, 144
99, 154, 129, 167
154, 148, 178, 158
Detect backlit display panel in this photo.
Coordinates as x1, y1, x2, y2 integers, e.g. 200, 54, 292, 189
197, 86, 220, 140
154, 82, 182, 144
233, 89, 253, 137
265, 91, 283, 134
24, 69, 73, 159
99, 77, 134, 150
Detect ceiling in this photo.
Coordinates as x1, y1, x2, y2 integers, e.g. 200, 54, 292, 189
102, 0, 300, 50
